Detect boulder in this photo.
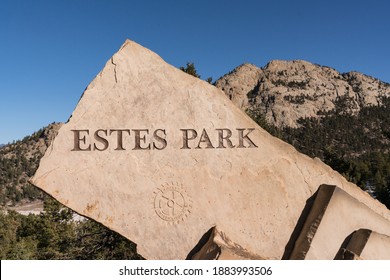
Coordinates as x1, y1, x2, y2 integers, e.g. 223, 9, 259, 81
30, 40, 390, 259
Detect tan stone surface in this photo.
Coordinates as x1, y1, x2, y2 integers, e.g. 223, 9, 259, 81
30, 40, 390, 259
289, 185, 390, 259
338, 229, 390, 260
359, 231, 390, 259
191, 227, 264, 260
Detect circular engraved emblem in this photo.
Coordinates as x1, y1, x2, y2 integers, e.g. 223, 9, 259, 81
153, 182, 192, 223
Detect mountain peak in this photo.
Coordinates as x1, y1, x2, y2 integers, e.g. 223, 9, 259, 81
216, 60, 390, 128
265, 59, 314, 69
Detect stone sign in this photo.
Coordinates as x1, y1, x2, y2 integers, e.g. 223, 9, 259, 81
30, 40, 390, 259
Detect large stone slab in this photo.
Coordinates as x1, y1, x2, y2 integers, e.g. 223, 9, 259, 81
30, 40, 390, 259
289, 185, 390, 259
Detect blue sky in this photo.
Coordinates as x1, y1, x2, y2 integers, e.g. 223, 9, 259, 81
0, 0, 389, 144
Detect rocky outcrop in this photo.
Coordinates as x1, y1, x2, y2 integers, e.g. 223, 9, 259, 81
215, 60, 390, 128
215, 64, 264, 109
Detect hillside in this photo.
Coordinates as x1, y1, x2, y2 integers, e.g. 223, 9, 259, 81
215, 60, 390, 128
0, 123, 62, 206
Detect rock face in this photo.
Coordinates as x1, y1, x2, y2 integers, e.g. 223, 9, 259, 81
215, 60, 390, 128
30, 40, 390, 259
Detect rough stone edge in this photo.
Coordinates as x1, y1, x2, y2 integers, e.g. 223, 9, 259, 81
191, 226, 266, 260
289, 185, 336, 259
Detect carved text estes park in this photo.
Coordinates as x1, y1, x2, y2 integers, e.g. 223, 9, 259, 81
71, 128, 258, 151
